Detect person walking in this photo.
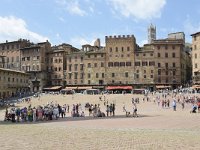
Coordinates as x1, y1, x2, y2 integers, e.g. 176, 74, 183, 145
172, 99, 177, 111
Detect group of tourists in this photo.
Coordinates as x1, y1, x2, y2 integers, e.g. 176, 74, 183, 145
4, 102, 69, 123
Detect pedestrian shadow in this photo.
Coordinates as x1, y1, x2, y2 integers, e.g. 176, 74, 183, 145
0, 114, 160, 125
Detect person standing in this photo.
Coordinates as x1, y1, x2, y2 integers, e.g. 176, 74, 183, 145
133, 102, 138, 117
172, 99, 177, 111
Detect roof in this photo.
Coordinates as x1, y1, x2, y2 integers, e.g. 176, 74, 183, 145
191, 32, 200, 36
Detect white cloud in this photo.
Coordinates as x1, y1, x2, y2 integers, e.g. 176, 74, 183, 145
0, 16, 48, 43
56, 0, 87, 16
108, 0, 166, 20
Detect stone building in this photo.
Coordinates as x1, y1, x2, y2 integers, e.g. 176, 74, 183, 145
0, 39, 31, 70
151, 38, 185, 89
191, 32, 200, 84
0, 68, 29, 98
20, 41, 51, 92
83, 45, 106, 85
66, 51, 85, 85
105, 35, 136, 85
47, 43, 78, 87
134, 44, 155, 90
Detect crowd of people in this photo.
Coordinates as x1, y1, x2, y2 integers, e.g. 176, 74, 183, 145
3, 89, 200, 123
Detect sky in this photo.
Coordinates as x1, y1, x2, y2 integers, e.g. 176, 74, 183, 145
0, 0, 200, 48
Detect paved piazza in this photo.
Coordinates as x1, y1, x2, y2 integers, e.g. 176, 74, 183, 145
0, 93, 200, 150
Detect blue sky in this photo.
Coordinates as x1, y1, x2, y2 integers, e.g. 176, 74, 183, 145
0, 0, 200, 48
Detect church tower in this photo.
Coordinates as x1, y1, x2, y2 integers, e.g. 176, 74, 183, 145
148, 24, 156, 44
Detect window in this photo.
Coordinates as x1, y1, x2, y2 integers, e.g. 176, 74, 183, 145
102, 73, 104, 78
116, 47, 118, 52
195, 63, 198, 68
121, 47, 124, 52
108, 62, 113, 67
88, 73, 91, 78
69, 57, 71, 62
158, 77, 161, 83
69, 64, 72, 71
165, 63, 168, 68
88, 80, 91, 84
120, 62, 125, 67
74, 73, 78, 79
88, 63, 91, 68
158, 63, 161, 67
157, 46, 160, 50
172, 46, 175, 49
125, 72, 128, 77
110, 47, 112, 52
149, 61, 155, 66
143, 53, 146, 56
101, 62, 104, 67
126, 62, 131, 66
194, 36, 196, 41
151, 75, 153, 78
136, 53, 139, 56
114, 62, 119, 67
158, 53, 160, 57
173, 71, 176, 76
81, 57, 83, 62
121, 54, 124, 57
144, 70, 146, 74
27, 57, 30, 61
135, 62, 140, 66
195, 53, 197, 59
165, 53, 168, 58
11, 57, 14, 62
144, 75, 146, 78
172, 53, 176, 58
165, 45, 168, 50
151, 70, 153, 73
37, 56, 40, 60
158, 69, 161, 75
88, 55, 90, 58
150, 53, 153, 56
127, 54, 130, 57
112, 73, 115, 77
94, 54, 97, 58
194, 45, 197, 50
80, 64, 84, 71
142, 61, 148, 66
96, 73, 99, 78
101, 54, 104, 57
173, 63, 176, 67
127, 47, 130, 51
94, 63, 97, 67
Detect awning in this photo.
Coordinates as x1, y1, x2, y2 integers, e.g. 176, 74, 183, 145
156, 85, 171, 89
77, 86, 93, 90
106, 86, 133, 90
43, 86, 62, 90
192, 85, 200, 89
65, 86, 77, 90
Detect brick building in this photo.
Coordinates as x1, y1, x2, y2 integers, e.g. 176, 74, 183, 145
20, 41, 51, 92
0, 39, 31, 70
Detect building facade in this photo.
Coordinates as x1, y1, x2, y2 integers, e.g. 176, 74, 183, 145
105, 35, 136, 85
0, 39, 31, 70
191, 32, 200, 84
0, 68, 29, 98
20, 41, 51, 92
